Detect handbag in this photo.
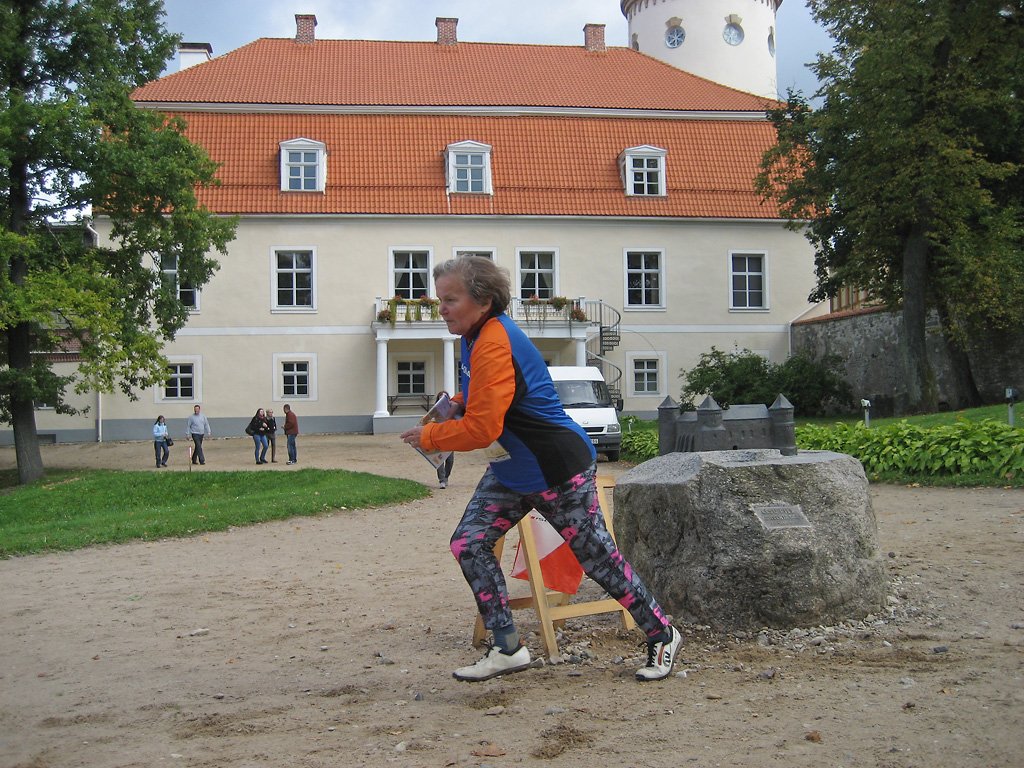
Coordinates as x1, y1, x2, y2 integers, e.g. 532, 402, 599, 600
165, 437, 174, 446
245, 425, 255, 436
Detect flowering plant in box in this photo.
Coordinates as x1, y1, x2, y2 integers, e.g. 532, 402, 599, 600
383, 295, 441, 324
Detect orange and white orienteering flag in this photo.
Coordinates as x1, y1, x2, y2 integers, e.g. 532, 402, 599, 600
510, 512, 584, 595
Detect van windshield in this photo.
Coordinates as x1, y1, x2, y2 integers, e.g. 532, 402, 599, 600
553, 380, 612, 409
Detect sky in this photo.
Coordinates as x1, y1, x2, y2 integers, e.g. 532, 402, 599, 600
160, 0, 834, 98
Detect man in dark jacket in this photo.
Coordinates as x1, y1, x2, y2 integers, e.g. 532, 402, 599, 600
283, 404, 299, 465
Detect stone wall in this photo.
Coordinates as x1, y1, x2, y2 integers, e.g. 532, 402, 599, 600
791, 306, 1024, 416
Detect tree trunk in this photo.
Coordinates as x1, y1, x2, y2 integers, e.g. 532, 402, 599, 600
936, 302, 982, 409
900, 226, 938, 413
6, 322, 45, 485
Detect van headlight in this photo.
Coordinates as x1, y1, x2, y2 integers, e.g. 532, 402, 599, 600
608, 423, 621, 434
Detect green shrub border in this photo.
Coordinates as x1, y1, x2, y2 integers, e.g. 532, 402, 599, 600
622, 429, 659, 463
796, 418, 1023, 482
622, 418, 1023, 486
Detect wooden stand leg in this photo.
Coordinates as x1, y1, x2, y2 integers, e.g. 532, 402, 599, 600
470, 476, 635, 663
471, 537, 503, 648
596, 476, 636, 635
471, 533, 570, 651
516, 515, 560, 661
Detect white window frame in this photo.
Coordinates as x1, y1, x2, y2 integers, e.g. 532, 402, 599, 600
619, 145, 667, 197
389, 247, 434, 299
623, 248, 666, 310
728, 250, 769, 311
391, 356, 440, 399
280, 138, 327, 192
273, 353, 318, 402
515, 248, 559, 300
444, 140, 493, 195
157, 356, 202, 403
627, 352, 667, 398
665, 22, 685, 49
271, 247, 317, 312
160, 253, 200, 312
452, 247, 496, 262
391, 360, 423, 397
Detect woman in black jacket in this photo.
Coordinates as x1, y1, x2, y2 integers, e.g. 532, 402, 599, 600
247, 408, 271, 464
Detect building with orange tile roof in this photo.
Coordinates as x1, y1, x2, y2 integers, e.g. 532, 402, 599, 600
49, 12, 823, 448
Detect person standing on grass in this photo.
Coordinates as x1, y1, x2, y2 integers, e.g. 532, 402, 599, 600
186, 404, 211, 465
400, 255, 681, 683
152, 415, 170, 468
266, 408, 279, 462
283, 404, 299, 465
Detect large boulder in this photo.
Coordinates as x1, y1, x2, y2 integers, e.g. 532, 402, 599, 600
614, 449, 886, 631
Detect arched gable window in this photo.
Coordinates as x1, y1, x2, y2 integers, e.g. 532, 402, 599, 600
619, 145, 667, 197
444, 140, 493, 195
280, 138, 327, 192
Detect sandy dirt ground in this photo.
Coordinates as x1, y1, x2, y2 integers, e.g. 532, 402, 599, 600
0, 434, 1022, 768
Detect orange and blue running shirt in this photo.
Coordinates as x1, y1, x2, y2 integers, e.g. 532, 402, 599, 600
420, 313, 595, 493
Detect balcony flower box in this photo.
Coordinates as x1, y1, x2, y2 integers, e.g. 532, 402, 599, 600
380, 295, 441, 327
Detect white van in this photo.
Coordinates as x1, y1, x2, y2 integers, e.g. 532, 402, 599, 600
548, 366, 622, 461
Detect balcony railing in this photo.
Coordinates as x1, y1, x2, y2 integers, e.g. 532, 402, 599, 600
373, 296, 443, 326
373, 296, 593, 327
371, 295, 624, 397
508, 297, 590, 326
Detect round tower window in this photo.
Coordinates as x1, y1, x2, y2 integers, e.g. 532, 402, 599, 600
665, 25, 685, 49
723, 23, 744, 46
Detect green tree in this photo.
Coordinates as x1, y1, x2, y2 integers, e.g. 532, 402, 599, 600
680, 347, 852, 416
1, 0, 236, 484
757, 0, 1024, 414
681, 347, 778, 410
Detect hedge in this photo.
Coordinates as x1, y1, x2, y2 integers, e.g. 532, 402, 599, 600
796, 419, 1024, 481
622, 419, 1023, 483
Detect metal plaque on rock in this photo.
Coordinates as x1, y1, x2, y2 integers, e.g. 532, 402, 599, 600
752, 502, 812, 530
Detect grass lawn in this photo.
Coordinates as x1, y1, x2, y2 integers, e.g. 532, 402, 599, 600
625, 403, 1020, 437
0, 468, 429, 558
798, 402, 1019, 429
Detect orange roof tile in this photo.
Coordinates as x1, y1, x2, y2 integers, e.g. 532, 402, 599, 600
175, 112, 781, 219
134, 39, 778, 112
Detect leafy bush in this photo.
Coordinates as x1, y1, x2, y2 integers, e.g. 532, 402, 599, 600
619, 411, 1023, 486
774, 353, 854, 415
680, 347, 777, 410
796, 419, 1024, 481
680, 347, 852, 416
622, 429, 659, 463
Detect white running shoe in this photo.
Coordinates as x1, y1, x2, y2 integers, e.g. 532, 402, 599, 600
453, 644, 531, 682
635, 626, 682, 681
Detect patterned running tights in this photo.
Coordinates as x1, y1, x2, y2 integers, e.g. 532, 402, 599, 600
450, 463, 670, 639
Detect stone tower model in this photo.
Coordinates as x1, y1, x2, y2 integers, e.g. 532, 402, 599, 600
621, 0, 781, 98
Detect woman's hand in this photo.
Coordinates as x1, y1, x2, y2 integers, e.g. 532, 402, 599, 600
400, 425, 424, 450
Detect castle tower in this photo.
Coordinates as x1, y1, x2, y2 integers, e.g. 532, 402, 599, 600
621, 0, 781, 98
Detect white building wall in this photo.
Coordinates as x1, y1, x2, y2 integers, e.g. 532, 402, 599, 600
22, 213, 815, 443
623, 0, 780, 98
28, 362, 98, 444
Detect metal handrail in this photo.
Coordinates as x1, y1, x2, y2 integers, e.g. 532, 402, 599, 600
586, 351, 624, 397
